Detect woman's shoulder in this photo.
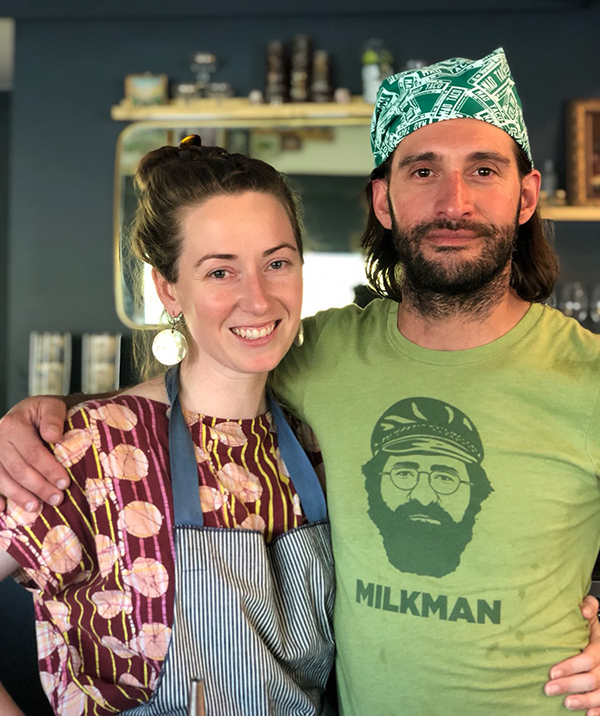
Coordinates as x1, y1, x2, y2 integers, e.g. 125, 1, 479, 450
61, 390, 173, 499
66, 376, 169, 429
61, 390, 170, 465
118, 374, 169, 404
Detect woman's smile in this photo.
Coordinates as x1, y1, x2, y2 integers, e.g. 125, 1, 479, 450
230, 320, 280, 341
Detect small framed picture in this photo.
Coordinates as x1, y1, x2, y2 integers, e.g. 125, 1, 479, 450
566, 99, 600, 205
124, 73, 168, 106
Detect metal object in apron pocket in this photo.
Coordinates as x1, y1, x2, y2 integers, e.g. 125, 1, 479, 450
188, 679, 205, 716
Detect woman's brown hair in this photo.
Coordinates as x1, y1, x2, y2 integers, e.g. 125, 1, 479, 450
130, 138, 303, 379
132, 140, 303, 284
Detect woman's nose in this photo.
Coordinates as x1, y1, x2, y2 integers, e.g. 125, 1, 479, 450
240, 273, 270, 314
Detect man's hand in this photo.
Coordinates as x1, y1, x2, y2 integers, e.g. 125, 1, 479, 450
0, 396, 69, 512
545, 595, 600, 713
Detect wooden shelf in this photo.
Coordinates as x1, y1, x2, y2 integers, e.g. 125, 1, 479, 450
111, 96, 374, 123
539, 205, 600, 222
110, 100, 600, 225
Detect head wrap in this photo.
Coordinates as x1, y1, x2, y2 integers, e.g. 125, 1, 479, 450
370, 47, 532, 167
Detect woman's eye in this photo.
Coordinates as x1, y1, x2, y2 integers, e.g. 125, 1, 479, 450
209, 269, 228, 279
269, 260, 285, 270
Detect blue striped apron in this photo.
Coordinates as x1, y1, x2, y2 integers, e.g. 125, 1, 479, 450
121, 366, 335, 716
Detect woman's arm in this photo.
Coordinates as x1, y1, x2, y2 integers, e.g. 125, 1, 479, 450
0, 552, 26, 716
0, 544, 20, 579
0, 682, 25, 716
0, 549, 28, 715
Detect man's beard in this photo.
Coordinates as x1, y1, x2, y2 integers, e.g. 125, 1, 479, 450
366, 489, 479, 578
390, 205, 520, 320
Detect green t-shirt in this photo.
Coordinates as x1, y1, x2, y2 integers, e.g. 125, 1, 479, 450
272, 299, 600, 715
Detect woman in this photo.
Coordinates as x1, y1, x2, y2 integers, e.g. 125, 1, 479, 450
0, 137, 334, 715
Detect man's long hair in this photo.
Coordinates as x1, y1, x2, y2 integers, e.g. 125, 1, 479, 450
361, 144, 559, 303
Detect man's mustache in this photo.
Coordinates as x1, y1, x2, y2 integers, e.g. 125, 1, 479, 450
394, 499, 454, 525
409, 218, 497, 241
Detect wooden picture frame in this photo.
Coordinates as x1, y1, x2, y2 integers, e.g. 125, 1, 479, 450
124, 73, 168, 107
566, 98, 600, 206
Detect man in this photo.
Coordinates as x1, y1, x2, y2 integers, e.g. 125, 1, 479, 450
363, 397, 493, 578
2, 48, 600, 713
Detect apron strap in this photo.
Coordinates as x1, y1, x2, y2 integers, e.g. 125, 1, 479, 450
267, 394, 328, 524
165, 366, 204, 527
165, 366, 327, 527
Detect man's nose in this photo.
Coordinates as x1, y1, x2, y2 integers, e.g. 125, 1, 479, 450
240, 272, 270, 314
409, 472, 438, 505
435, 171, 474, 220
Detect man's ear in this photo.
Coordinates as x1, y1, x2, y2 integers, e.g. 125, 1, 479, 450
518, 169, 541, 225
152, 267, 182, 318
372, 178, 393, 230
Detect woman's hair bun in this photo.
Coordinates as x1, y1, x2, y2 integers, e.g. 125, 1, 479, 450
179, 134, 203, 149
178, 134, 231, 162
135, 137, 234, 193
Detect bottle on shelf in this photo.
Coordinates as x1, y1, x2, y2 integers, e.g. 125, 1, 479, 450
362, 38, 394, 104
290, 34, 312, 102
311, 50, 332, 103
265, 40, 288, 105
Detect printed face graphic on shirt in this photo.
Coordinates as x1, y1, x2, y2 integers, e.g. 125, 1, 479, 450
363, 397, 493, 578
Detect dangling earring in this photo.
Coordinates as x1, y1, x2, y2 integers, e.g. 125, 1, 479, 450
294, 320, 304, 347
152, 312, 188, 366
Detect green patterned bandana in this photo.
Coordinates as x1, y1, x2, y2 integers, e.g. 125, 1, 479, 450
371, 48, 532, 167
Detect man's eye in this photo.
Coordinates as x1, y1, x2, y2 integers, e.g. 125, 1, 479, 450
415, 168, 431, 178
269, 260, 285, 270
392, 470, 415, 479
476, 167, 494, 177
432, 472, 454, 483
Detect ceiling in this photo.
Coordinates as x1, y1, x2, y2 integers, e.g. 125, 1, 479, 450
0, 0, 596, 18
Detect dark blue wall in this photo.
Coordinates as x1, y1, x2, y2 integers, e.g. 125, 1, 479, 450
5, 4, 600, 409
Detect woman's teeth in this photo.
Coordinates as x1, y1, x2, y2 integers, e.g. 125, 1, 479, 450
231, 323, 276, 340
